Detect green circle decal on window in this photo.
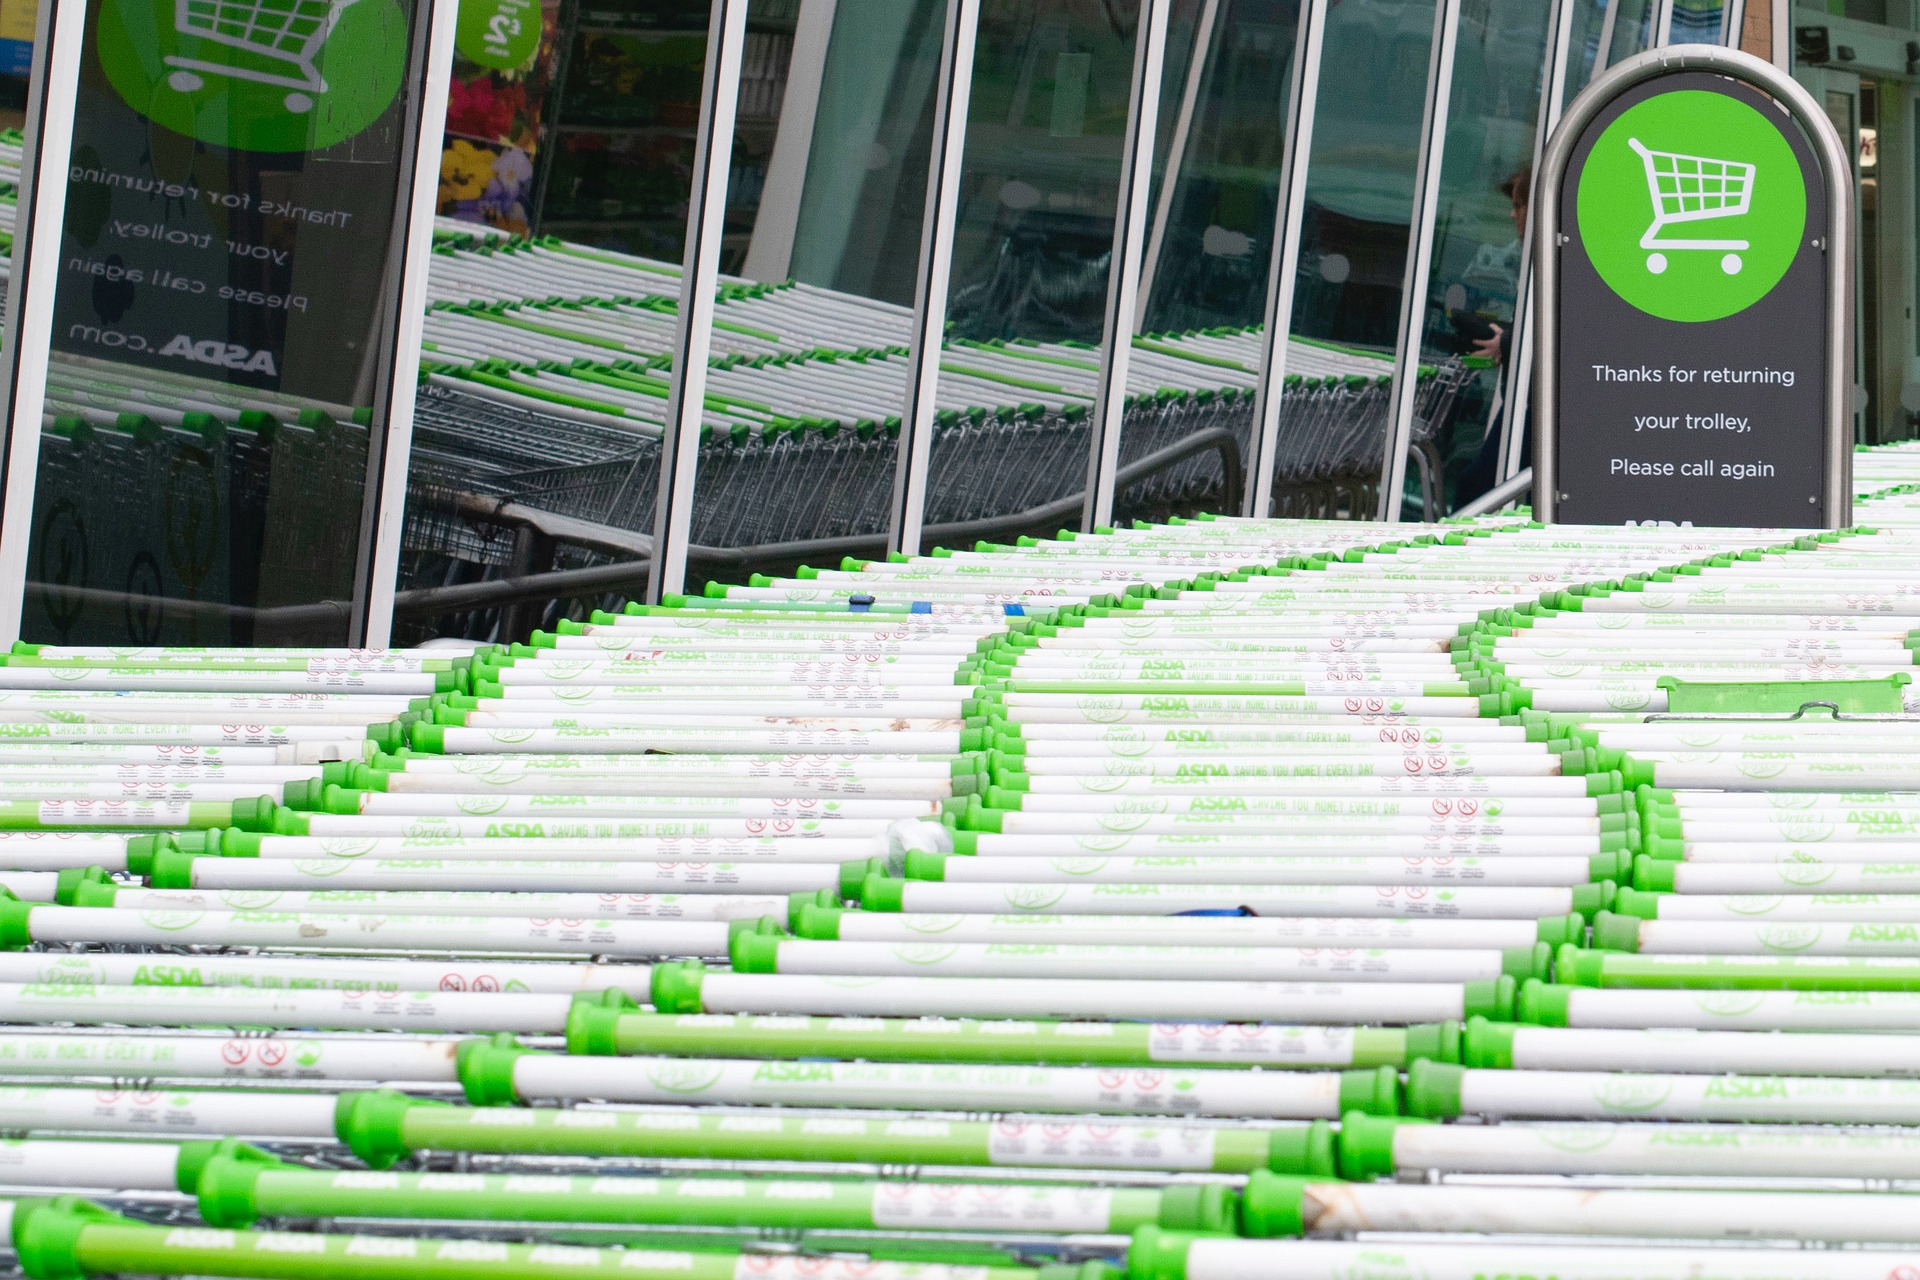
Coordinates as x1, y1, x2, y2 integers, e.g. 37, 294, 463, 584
1576, 88, 1806, 323
96, 0, 409, 153
455, 0, 538, 72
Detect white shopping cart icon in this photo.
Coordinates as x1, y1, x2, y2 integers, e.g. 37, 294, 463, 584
163, 0, 361, 114
1627, 137, 1755, 277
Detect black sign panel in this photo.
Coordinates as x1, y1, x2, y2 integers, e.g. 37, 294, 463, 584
1552, 71, 1830, 527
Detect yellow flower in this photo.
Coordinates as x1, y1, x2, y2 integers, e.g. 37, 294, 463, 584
439, 140, 493, 202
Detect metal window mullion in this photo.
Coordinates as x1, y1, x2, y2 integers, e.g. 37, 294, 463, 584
527, 0, 582, 234
1379, 0, 1463, 523
1136, 0, 1221, 327
1495, 0, 1581, 488
740, 0, 839, 283
886, 0, 981, 560
0, 0, 89, 646
1589, 0, 1621, 87
358, 0, 461, 644
1722, 0, 1745, 46
1768, 0, 1787, 70
1241, 0, 1327, 519
1083, 0, 1173, 533
645, 0, 750, 603
1652, 0, 1675, 46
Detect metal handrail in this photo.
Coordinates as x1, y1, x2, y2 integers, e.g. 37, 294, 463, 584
1451, 467, 1532, 518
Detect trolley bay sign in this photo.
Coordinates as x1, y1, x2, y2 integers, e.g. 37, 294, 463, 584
1535, 45, 1853, 529
0, 0, 453, 645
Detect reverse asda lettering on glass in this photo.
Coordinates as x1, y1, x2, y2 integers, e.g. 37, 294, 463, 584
60, 0, 409, 400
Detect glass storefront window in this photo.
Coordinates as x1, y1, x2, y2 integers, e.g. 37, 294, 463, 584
1255, 0, 1434, 519
1111, 0, 1299, 527
17, 0, 431, 644
395, 0, 954, 639
1408, 0, 1555, 515
688, 0, 944, 577
1794, 3, 1920, 445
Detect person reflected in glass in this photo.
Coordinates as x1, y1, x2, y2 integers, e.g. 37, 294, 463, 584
1446, 164, 1530, 506
1465, 165, 1529, 366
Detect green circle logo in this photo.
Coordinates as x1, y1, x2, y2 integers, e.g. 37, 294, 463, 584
1576, 88, 1806, 322
96, 0, 409, 152
455, 0, 538, 72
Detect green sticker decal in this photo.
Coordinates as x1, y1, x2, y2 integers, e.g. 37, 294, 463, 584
1577, 88, 1806, 322
96, 0, 409, 152
455, 0, 537, 72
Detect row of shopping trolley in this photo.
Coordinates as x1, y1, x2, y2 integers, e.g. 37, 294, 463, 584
0, 182, 1464, 645
14, 353, 372, 646
404, 225, 1469, 603
1, 471, 1920, 1273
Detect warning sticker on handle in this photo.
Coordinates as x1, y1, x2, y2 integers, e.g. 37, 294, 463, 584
1148, 1023, 1356, 1065
987, 1120, 1216, 1169
869, 1183, 1113, 1231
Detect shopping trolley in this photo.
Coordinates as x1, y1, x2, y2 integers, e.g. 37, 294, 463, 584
163, 0, 360, 114
1627, 137, 1754, 276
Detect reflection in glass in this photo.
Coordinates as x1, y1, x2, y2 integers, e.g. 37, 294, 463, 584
32, 361, 370, 644
507, 0, 797, 266
788, 0, 946, 306
908, 0, 1140, 540
1259, 0, 1453, 519
1406, 0, 1554, 515
1140, 0, 1297, 335
941, 1, 1142, 345
1668, 0, 1724, 44
20, 0, 423, 645
0, 127, 17, 363
1605, 0, 1653, 68
1560, 0, 1611, 108
394, 0, 949, 640
0, 21, 30, 369
1558, 0, 1658, 114
408, 0, 1196, 601
716, 0, 1193, 564
1107, 0, 1301, 527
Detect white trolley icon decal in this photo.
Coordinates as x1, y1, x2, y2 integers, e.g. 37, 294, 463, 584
163, 0, 361, 114
1627, 136, 1755, 276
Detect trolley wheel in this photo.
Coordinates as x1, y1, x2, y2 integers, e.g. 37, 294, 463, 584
167, 70, 204, 92
1721, 253, 1742, 275
1646, 252, 1668, 274
285, 92, 315, 113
